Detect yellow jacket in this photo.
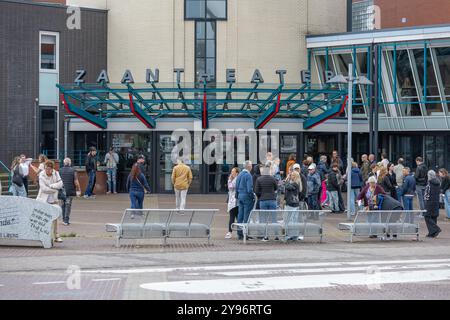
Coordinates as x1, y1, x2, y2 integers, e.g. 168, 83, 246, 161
171, 163, 193, 190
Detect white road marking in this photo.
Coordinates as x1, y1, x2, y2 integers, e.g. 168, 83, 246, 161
85, 258, 450, 274
91, 278, 122, 282
33, 281, 66, 285
140, 269, 450, 294
213, 263, 450, 277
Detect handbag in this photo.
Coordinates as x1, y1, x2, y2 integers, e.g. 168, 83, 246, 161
12, 167, 23, 187
58, 186, 67, 201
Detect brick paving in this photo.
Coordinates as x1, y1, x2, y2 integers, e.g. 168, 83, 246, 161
1, 194, 450, 300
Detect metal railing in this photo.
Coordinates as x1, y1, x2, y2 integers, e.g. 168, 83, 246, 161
0, 159, 11, 189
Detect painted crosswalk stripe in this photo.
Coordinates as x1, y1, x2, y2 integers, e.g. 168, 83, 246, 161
91, 278, 122, 282
140, 269, 450, 294
213, 262, 450, 277
33, 281, 66, 285
85, 258, 450, 274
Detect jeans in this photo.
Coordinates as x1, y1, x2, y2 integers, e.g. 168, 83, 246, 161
349, 188, 360, 216
61, 197, 73, 223
329, 191, 339, 212
85, 170, 96, 197
403, 195, 414, 211
307, 194, 320, 210
175, 188, 188, 210
259, 199, 277, 223
444, 190, 450, 219
130, 191, 144, 209
106, 168, 117, 193
237, 196, 254, 239
10, 183, 27, 197
416, 185, 426, 211
396, 186, 403, 201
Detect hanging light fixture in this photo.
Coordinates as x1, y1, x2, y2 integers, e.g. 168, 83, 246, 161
151, 92, 156, 100
223, 103, 228, 110
246, 103, 251, 111
159, 103, 164, 110
286, 103, 291, 111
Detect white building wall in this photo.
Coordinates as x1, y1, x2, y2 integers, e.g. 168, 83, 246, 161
67, 0, 347, 84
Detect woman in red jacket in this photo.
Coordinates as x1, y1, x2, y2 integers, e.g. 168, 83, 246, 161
357, 176, 386, 211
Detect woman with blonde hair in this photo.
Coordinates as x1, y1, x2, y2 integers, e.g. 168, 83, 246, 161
284, 171, 304, 210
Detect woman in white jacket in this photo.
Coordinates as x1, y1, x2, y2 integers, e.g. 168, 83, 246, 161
36, 160, 64, 243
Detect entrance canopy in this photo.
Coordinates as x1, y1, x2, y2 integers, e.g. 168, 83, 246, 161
57, 82, 348, 130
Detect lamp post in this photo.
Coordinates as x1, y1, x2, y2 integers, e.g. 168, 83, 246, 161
327, 63, 373, 220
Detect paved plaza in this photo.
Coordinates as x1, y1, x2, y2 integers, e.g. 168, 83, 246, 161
1, 194, 450, 300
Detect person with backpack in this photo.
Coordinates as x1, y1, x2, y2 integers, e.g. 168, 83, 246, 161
9, 156, 27, 197
348, 162, 363, 216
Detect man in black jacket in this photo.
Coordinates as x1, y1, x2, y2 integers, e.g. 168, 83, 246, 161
84, 147, 97, 199
415, 157, 428, 211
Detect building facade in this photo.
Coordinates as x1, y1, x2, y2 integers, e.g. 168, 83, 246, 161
3, 0, 450, 195
352, 0, 450, 31
0, 0, 107, 165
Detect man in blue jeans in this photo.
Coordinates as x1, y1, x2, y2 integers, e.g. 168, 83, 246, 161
235, 160, 254, 240
401, 167, 416, 223
84, 147, 97, 199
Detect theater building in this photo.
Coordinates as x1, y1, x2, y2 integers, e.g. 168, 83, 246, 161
1, 0, 450, 194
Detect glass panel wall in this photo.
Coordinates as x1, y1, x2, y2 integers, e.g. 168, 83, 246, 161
393, 49, 422, 116
434, 47, 450, 112
414, 48, 443, 115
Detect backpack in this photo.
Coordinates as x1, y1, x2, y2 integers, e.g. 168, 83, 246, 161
12, 166, 23, 187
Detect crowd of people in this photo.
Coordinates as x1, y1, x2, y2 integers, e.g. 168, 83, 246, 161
225, 151, 449, 241
3, 147, 449, 243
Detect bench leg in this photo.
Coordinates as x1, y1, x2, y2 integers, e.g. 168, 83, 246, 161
115, 236, 120, 248
162, 236, 167, 246
350, 233, 353, 243
207, 235, 211, 246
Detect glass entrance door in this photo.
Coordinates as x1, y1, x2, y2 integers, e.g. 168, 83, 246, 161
305, 134, 337, 163
157, 132, 201, 193
111, 133, 152, 193
40, 108, 57, 159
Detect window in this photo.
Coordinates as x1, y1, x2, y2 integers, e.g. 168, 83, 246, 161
185, 0, 227, 20
414, 48, 443, 115
40, 33, 58, 71
195, 21, 216, 83
434, 47, 450, 112
393, 50, 422, 116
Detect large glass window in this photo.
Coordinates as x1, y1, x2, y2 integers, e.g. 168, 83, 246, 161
435, 47, 450, 111
393, 50, 422, 116
414, 49, 443, 115
40, 34, 57, 70
185, 0, 227, 20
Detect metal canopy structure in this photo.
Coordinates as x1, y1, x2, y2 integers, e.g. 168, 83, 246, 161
57, 82, 348, 130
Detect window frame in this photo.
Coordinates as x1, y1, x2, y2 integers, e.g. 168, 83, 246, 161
39, 31, 59, 73
184, 0, 227, 21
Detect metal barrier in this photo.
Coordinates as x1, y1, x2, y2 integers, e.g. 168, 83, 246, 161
106, 209, 218, 247
338, 210, 425, 242
232, 209, 329, 244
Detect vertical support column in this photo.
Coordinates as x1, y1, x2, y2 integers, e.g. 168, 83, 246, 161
374, 44, 380, 157
369, 44, 375, 155
298, 132, 305, 162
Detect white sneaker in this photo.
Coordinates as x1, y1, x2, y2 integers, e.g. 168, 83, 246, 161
297, 235, 304, 241
225, 232, 232, 239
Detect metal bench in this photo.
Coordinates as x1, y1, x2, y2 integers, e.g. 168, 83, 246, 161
106, 209, 218, 247
232, 209, 329, 244
338, 210, 424, 242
